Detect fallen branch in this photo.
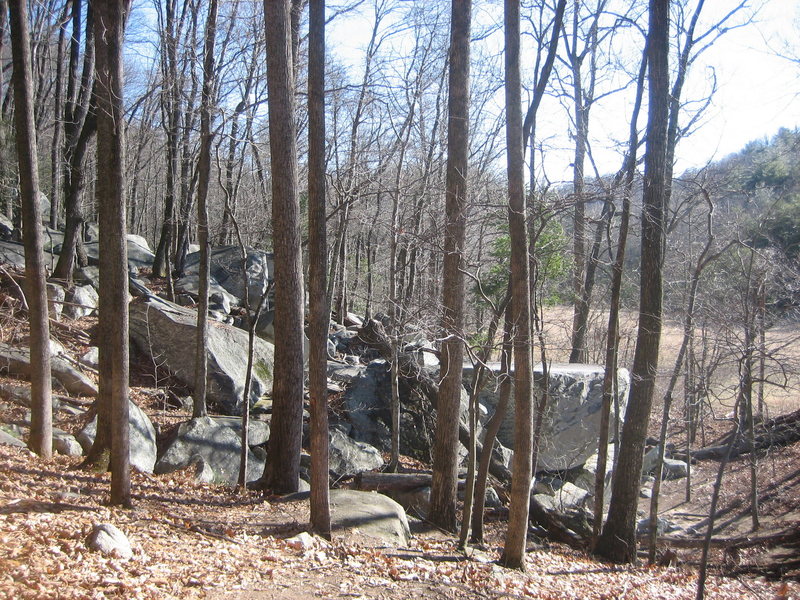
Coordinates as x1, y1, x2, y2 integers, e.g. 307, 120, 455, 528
0, 499, 96, 514
164, 513, 241, 544
0, 265, 28, 311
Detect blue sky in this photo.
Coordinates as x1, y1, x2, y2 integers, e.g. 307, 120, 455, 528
328, 0, 800, 183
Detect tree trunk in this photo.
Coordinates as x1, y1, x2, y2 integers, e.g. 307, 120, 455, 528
595, 0, 670, 564
9, 0, 52, 459
429, 0, 471, 534
54, 0, 94, 282
261, 0, 305, 495
500, 0, 534, 571
592, 41, 647, 546
94, 0, 131, 507
307, 0, 331, 538
469, 291, 512, 545
49, 4, 69, 230
152, 0, 181, 281
192, 0, 218, 419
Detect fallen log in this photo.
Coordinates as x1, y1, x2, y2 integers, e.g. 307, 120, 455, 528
690, 408, 800, 461
356, 471, 468, 492
647, 524, 800, 550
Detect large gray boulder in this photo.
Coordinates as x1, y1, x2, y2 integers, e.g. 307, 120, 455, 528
154, 416, 264, 485
82, 235, 155, 270
207, 415, 270, 446
180, 246, 273, 307
641, 445, 689, 480
78, 400, 157, 473
328, 429, 383, 478
341, 361, 390, 450
173, 274, 240, 311
53, 430, 83, 456
64, 285, 99, 320
46, 283, 65, 321
533, 480, 590, 513
466, 363, 629, 471
329, 489, 411, 546
0, 341, 97, 396
0, 428, 25, 447
339, 359, 475, 462
129, 296, 274, 415
0, 240, 57, 269
573, 443, 615, 498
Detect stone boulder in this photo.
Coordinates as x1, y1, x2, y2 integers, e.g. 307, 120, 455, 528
467, 363, 629, 471
340, 361, 390, 450
77, 400, 157, 473
329, 489, 411, 546
641, 445, 689, 480
0, 341, 97, 396
328, 429, 383, 479
0, 214, 13, 241
154, 416, 264, 485
180, 246, 273, 307
63, 285, 99, 320
0, 428, 25, 447
79, 347, 100, 369
173, 274, 240, 312
337, 358, 476, 462
207, 415, 270, 446
573, 443, 615, 498
82, 235, 155, 270
41, 226, 64, 252
533, 481, 590, 513
86, 523, 133, 559
129, 295, 274, 415
53, 430, 83, 456
46, 283, 65, 321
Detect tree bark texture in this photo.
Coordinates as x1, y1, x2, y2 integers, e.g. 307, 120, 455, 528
94, 0, 132, 507
595, 0, 669, 563
430, 0, 471, 534
9, 0, 52, 459
308, 0, 331, 538
262, 0, 305, 495
54, 0, 94, 281
500, 0, 534, 571
193, 0, 218, 419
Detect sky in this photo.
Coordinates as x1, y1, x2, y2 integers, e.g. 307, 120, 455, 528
672, 0, 800, 169
327, 0, 800, 184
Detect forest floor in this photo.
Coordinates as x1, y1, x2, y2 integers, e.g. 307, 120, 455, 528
0, 438, 797, 600
0, 302, 799, 599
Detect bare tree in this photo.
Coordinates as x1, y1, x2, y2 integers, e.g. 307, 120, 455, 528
261, 0, 305, 495
500, 0, 535, 570
429, 0, 471, 533
307, 0, 331, 538
591, 38, 648, 546
94, 0, 132, 507
8, 0, 52, 459
53, 0, 94, 282
192, 0, 219, 419
594, 0, 670, 564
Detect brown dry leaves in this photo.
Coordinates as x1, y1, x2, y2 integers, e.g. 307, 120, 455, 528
0, 444, 797, 600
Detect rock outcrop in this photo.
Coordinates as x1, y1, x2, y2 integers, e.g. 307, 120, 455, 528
465, 363, 629, 471
129, 295, 274, 415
